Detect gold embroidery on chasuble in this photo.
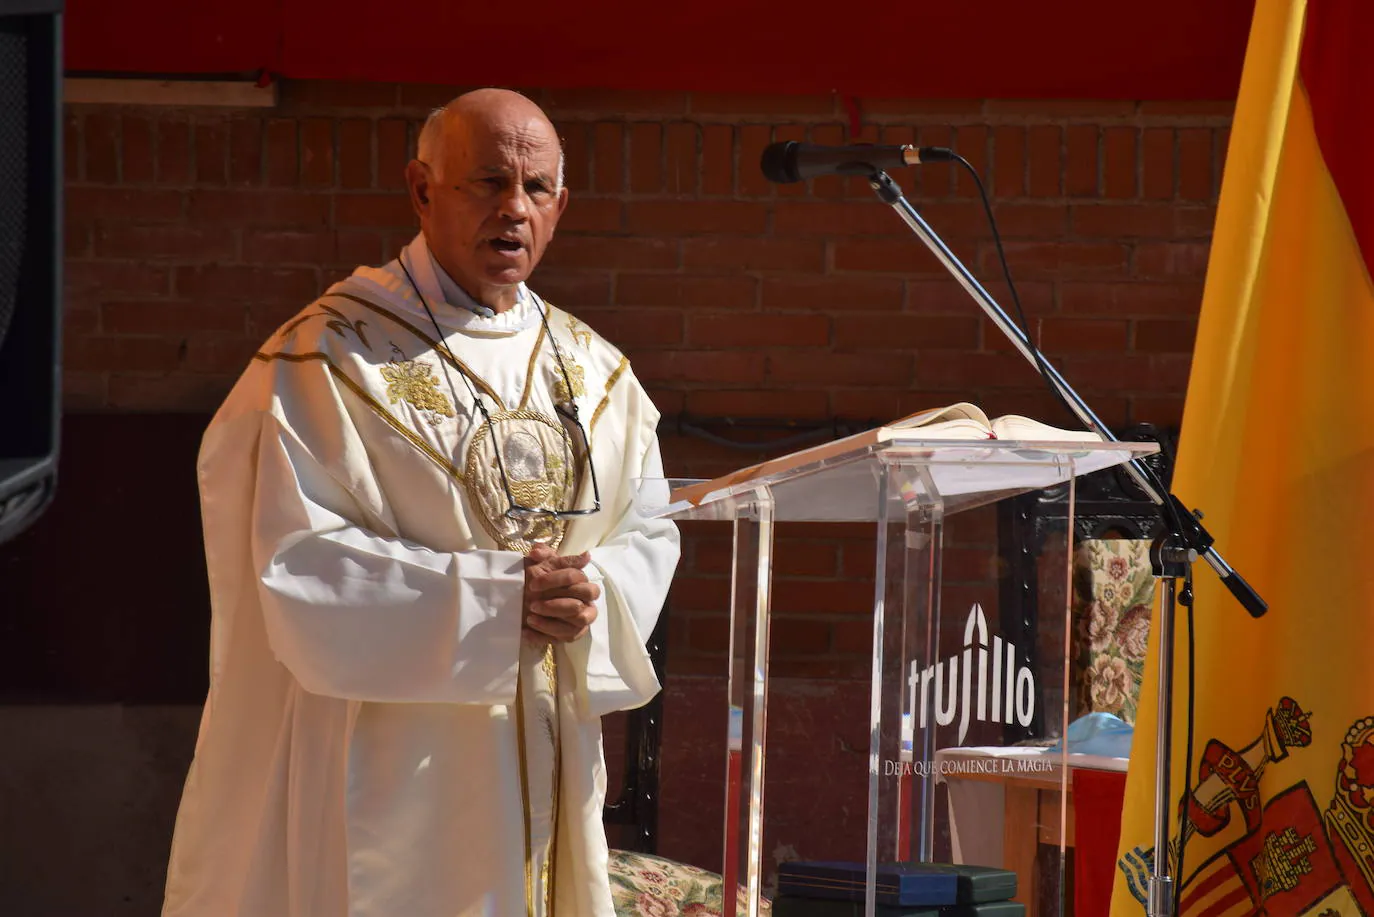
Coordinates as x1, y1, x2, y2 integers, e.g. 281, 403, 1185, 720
378, 359, 455, 426
463, 409, 583, 554
565, 315, 592, 350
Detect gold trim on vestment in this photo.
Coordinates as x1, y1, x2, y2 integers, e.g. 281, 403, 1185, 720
462, 408, 578, 554
325, 292, 507, 408
517, 321, 548, 411
590, 357, 630, 435
252, 351, 466, 483
547, 646, 562, 917
514, 669, 535, 917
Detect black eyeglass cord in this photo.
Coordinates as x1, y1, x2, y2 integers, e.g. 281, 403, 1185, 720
396, 254, 600, 518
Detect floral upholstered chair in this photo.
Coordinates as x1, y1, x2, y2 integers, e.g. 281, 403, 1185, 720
609, 850, 772, 917
1070, 539, 1156, 723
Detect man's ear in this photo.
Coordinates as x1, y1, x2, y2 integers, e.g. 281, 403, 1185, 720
405, 160, 432, 216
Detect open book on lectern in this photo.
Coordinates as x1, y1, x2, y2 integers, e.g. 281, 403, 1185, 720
670, 402, 1102, 506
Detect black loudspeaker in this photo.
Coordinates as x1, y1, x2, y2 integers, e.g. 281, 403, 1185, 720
0, 0, 61, 546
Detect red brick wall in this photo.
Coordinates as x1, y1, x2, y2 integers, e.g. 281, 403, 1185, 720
58, 80, 1230, 873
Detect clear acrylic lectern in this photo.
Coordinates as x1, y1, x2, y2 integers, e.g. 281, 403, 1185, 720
637, 435, 1157, 917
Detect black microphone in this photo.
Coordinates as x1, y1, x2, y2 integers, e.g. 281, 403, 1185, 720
760, 141, 956, 184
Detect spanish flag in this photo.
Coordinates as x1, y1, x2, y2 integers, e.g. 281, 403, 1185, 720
1111, 2, 1374, 916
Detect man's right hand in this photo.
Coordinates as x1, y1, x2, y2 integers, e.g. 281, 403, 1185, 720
522, 545, 600, 644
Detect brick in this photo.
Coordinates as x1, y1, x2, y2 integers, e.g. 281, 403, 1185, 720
94, 224, 236, 261
68, 187, 184, 223
573, 308, 683, 348
980, 241, 1128, 277
188, 190, 329, 226
769, 579, 873, 615
228, 117, 263, 186
539, 236, 678, 270
555, 122, 590, 193
830, 390, 901, 421
559, 198, 622, 232
1060, 353, 1192, 394
737, 125, 773, 197
377, 119, 411, 189
689, 93, 834, 118
617, 275, 757, 310
1060, 281, 1204, 317
63, 298, 99, 335
988, 202, 1070, 239
107, 373, 236, 411
592, 123, 624, 194
156, 116, 191, 185
247, 301, 313, 340
102, 300, 247, 334
772, 618, 833, 655
1141, 128, 1174, 200
1133, 319, 1198, 352
833, 238, 973, 275
833, 314, 980, 351
65, 219, 90, 258
1128, 395, 1186, 426
65, 262, 170, 298
774, 542, 841, 578
544, 89, 687, 117
122, 115, 154, 183
766, 351, 912, 387
993, 126, 1026, 198
1134, 242, 1211, 277
282, 80, 397, 109
762, 277, 904, 312
301, 118, 335, 187
855, 98, 984, 120
85, 112, 119, 183
687, 313, 830, 348
986, 99, 1137, 117
337, 230, 386, 267
1175, 205, 1218, 238
685, 389, 830, 418
396, 83, 469, 112
1178, 128, 1215, 201
243, 229, 335, 264
65, 335, 182, 373
1037, 317, 1129, 352
265, 119, 299, 187
336, 193, 416, 227
906, 279, 1054, 317
632, 350, 766, 386
1071, 204, 1177, 238
176, 265, 321, 301
528, 271, 613, 308
953, 125, 989, 198
193, 117, 229, 185
181, 335, 262, 374
629, 123, 662, 194
1065, 125, 1098, 197
773, 202, 905, 237
660, 122, 695, 196
337, 119, 373, 189
625, 201, 768, 234
701, 124, 733, 196
913, 352, 1037, 390
1027, 126, 1061, 198
64, 111, 80, 181
1102, 127, 1137, 199
686, 614, 729, 653
682, 238, 824, 273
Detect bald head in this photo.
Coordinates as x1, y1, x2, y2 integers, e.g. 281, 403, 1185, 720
417, 89, 564, 189
404, 87, 570, 312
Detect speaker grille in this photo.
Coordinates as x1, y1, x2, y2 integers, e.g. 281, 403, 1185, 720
0, 26, 28, 352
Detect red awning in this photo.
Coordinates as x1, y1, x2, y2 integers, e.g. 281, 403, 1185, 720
63, 0, 1256, 100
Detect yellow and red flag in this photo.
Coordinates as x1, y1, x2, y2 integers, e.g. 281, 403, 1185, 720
1111, 2, 1374, 915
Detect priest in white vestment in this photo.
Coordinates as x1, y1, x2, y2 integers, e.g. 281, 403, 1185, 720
162, 89, 680, 917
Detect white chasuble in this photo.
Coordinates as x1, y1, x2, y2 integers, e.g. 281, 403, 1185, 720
162, 235, 680, 917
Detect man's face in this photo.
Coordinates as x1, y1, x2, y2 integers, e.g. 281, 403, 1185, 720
411, 115, 567, 308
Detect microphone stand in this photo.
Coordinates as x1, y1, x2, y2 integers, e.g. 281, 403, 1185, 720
861, 168, 1266, 917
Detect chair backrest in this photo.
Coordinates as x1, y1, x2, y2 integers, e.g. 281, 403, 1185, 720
995, 424, 1178, 738
601, 604, 670, 854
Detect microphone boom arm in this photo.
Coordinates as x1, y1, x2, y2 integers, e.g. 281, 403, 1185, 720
863, 168, 1265, 618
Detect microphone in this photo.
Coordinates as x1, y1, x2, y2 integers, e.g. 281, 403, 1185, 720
760, 141, 956, 184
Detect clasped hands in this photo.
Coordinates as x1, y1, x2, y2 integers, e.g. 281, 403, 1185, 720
522, 545, 599, 644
